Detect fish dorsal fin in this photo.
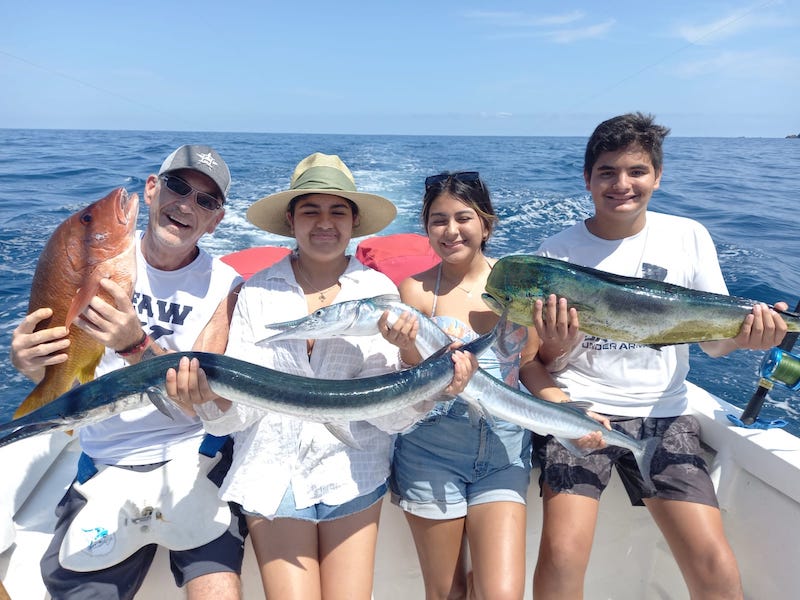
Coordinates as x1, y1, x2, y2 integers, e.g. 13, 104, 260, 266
373, 293, 402, 303
560, 400, 593, 415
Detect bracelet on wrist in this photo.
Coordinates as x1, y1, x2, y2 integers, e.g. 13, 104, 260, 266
117, 332, 150, 357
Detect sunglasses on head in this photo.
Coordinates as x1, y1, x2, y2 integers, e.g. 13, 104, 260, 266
424, 171, 481, 191
161, 175, 223, 211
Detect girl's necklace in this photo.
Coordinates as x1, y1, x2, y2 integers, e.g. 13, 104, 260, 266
438, 260, 492, 298
294, 257, 340, 302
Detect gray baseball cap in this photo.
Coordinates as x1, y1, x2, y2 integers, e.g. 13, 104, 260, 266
158, 144, 231, 200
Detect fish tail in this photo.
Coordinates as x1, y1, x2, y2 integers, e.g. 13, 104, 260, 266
633, 436, 660, 493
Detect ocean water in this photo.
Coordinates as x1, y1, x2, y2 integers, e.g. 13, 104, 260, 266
1, 129, 798, 435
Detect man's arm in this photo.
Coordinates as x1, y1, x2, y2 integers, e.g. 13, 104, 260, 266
191, 283, 242, 353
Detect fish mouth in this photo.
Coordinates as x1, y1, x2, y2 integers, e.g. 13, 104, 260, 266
117, 188, 140, 228
480, 291, 505, 313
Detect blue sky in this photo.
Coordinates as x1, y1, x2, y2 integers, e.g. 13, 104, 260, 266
1, 1, 798, 137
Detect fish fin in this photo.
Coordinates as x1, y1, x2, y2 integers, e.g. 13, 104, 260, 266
77, 352, 104, 384
555, 437, 593, 458
374, 293, 402, 303
560, 400, 593, 414
146, 387, 175, 419
324, 422, 363, 450
464, 401, 490, 427
14, 382, 58, 418
475, 399, 497, 427
65, 279, 102, 330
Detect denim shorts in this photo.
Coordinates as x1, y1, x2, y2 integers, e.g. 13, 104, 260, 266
534, 414, 718, 508
390, 399, 532, 519
250, 481, 388, 524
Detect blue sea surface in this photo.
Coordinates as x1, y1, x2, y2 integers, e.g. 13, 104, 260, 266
0, 129, 798, 434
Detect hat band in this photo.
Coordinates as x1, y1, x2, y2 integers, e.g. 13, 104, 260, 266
291, 166, 358, 193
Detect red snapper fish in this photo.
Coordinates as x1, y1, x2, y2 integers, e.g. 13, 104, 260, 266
14, 188, 139, 418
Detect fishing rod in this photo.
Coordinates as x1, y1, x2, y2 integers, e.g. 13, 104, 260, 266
739, 299, 800, 426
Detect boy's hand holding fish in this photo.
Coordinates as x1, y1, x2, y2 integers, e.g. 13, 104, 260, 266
702, 301, 789, 357
533, 293, 790, 361
533, 294, 583, 369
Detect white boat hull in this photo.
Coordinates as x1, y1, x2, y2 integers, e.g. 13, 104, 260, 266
2, 382, 799, 599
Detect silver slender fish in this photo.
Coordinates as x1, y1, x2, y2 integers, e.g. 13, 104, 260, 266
0, 325, 497, 449
259, 294, 658, 490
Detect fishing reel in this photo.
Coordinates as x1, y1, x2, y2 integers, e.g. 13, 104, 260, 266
760, 347, 800, 392
734, 299, 800, 428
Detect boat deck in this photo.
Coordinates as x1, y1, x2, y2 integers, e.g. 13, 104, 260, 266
2, 382, 799, 599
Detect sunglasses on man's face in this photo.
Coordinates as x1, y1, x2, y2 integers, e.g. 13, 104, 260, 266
161, 175, 223, 211
424, 171, 481, 191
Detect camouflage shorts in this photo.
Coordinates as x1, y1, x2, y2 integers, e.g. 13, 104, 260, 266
533, 414, 718, 507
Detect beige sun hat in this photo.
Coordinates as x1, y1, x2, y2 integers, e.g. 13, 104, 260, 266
247, 152, 397, 238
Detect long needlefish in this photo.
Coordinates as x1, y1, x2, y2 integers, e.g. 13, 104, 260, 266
484, 255, 800, 346
0, 323, 497, 449
259, 294, 658, 489
15, 188, 139, 418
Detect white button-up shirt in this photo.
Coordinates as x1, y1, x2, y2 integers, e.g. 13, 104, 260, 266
200, 255, 424, 518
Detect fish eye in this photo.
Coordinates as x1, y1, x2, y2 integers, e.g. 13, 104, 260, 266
314, 309, 324, 317
80, 213, 92, 224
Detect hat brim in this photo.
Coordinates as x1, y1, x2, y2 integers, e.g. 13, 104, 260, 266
247, 189, 397, 238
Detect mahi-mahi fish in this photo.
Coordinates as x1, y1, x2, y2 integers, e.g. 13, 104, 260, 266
0, 321, 497, 449
259, 294, 659, 490
15, 188, 139, 418
483, 255, 800, 346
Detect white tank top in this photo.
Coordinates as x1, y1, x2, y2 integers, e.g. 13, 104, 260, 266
79, 232, 242, 465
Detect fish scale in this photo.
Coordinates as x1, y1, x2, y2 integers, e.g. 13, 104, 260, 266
15, 188, 139, 418
259, 294, 658, 489
484, 255, 800, 345
0, 322, 498, 449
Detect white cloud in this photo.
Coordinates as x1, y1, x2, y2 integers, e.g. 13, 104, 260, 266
462, 10, 612, 43
463, 10, 585, 28
545, 19, 616, 44
674, 3, 791, 44
673, 50, 799, 78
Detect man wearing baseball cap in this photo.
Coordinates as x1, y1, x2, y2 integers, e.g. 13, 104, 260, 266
12, 144, 247, 599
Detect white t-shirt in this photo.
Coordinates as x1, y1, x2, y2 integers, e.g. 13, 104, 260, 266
537, 211, 728, 417
79, 232, 242, 465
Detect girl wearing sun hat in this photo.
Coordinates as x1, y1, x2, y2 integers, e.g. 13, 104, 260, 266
176, 152, 477, 599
